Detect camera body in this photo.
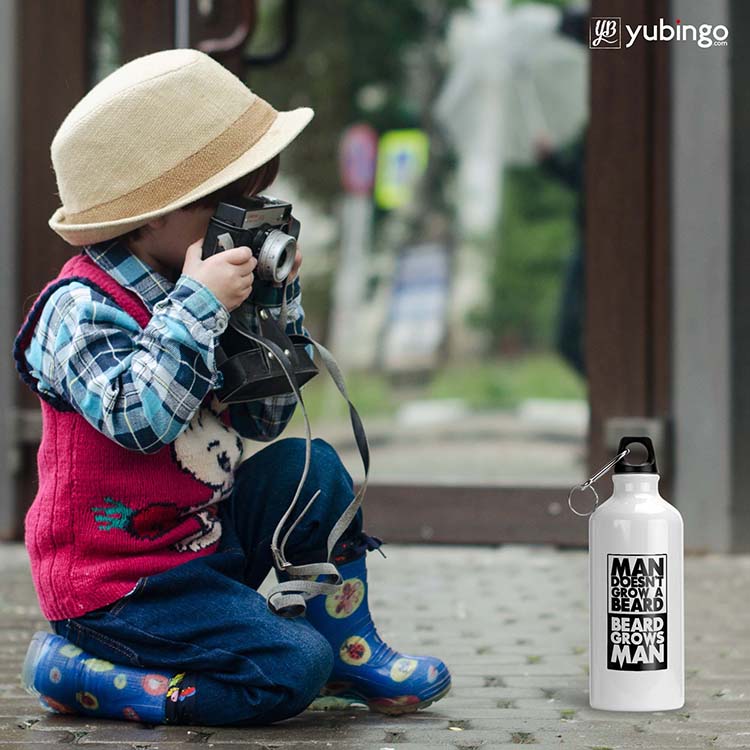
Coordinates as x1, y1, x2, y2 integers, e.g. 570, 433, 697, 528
201, 194, 300, 298
201, 194, 317, 404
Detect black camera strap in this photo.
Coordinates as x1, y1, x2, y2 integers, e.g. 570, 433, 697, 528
225, 319, 370, 619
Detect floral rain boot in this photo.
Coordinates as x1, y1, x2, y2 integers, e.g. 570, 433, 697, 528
21, 631, 195, 723
299, 535, 452, 714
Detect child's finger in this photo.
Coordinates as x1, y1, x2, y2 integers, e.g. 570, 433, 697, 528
238, 257, 257, 276
288, 250, 303, 280
222, 246, 253, 264
184, 239, 204, 260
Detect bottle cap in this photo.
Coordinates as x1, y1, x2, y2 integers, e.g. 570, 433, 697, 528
614, 436, 658, 474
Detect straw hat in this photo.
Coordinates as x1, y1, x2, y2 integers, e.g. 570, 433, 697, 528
49, 48, 314, 246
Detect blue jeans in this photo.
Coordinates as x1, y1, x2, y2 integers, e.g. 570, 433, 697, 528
49, 437, 366, 726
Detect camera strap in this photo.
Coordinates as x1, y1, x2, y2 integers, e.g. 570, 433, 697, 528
225, 317, 370, 619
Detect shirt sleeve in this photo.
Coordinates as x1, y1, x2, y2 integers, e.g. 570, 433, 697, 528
24, 276, 230, 453
226, 277, 310, 442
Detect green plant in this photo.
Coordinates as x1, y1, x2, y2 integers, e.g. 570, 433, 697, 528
473, 164, 577, 351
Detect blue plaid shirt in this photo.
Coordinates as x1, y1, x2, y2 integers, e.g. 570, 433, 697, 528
22, 240, 306, 452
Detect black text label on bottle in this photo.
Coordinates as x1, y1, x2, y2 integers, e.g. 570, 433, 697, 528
607, 554, 668, 671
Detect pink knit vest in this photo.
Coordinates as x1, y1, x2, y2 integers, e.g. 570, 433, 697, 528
13, 251, 244, 620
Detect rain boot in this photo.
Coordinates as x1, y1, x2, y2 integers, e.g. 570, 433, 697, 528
296, 534, 452, 714
21, 631, 194, 723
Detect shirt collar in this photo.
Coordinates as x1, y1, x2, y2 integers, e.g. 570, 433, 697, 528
84, 239, 176, 313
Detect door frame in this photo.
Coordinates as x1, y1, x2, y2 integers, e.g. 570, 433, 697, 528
586, 0, 671, 482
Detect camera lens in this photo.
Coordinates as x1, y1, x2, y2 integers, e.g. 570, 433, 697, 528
257, 229, 296, 283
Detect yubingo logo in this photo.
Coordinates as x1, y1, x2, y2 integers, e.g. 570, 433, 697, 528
590, 18, 729, 50
590, 18, 621, 49
607, 554, 667, 671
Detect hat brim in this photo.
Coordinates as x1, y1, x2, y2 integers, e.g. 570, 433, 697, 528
49, 107, 314, 246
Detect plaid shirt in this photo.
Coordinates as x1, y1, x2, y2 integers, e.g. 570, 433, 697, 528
22, 240, 306, 451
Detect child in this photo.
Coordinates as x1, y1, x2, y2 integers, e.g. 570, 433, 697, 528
13, 49, 450, 727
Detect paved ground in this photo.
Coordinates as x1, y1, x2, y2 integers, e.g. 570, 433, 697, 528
0, 542, 748, 749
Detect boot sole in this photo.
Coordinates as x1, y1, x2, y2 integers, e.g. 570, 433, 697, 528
21, 631, 52, 697
310, 681, 452, 715
367, 681, 452, 715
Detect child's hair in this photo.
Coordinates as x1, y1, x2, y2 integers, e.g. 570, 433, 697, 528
119, 153, 281, 244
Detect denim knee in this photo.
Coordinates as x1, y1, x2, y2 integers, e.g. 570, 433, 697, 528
245, 627, 334, 725
284, 626, 334, 710
311, 438, 353, 489
274, 437, 349, 480
275, 437, 353, 501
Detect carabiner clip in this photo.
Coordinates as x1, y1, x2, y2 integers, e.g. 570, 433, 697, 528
567, 448, 630, 517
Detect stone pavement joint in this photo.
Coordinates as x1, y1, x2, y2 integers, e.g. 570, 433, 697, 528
0, 543, 748, 748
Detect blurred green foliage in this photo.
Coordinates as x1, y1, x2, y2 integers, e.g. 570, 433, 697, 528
89, 0, 120, 85
287, 352, 585, 426
510, 0, 573, 6
471, 165, 578, 351
429, 352, 585, 410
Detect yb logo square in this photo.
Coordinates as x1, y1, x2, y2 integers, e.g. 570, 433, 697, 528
590, 17, 622, 49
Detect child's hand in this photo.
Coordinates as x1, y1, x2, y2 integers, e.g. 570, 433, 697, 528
182, 239, 257, 313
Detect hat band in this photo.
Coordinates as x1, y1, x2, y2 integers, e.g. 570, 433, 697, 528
64, 96, 278, 226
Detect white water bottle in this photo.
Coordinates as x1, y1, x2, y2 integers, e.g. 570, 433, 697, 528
588, 436, 684, 711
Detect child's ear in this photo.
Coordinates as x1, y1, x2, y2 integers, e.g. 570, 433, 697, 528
147, 216, 168, 230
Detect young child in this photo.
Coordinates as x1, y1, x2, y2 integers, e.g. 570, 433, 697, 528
13, 49, 450, 727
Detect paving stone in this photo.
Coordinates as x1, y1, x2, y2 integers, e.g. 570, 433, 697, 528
0, 728, 77, 742
712, 732, 750, 748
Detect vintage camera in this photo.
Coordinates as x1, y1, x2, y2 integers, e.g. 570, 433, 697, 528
202, 194, 318, 404
202, 194, 300, 294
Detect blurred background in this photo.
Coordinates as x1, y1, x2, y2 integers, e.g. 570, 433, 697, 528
1, 0, 746, 553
